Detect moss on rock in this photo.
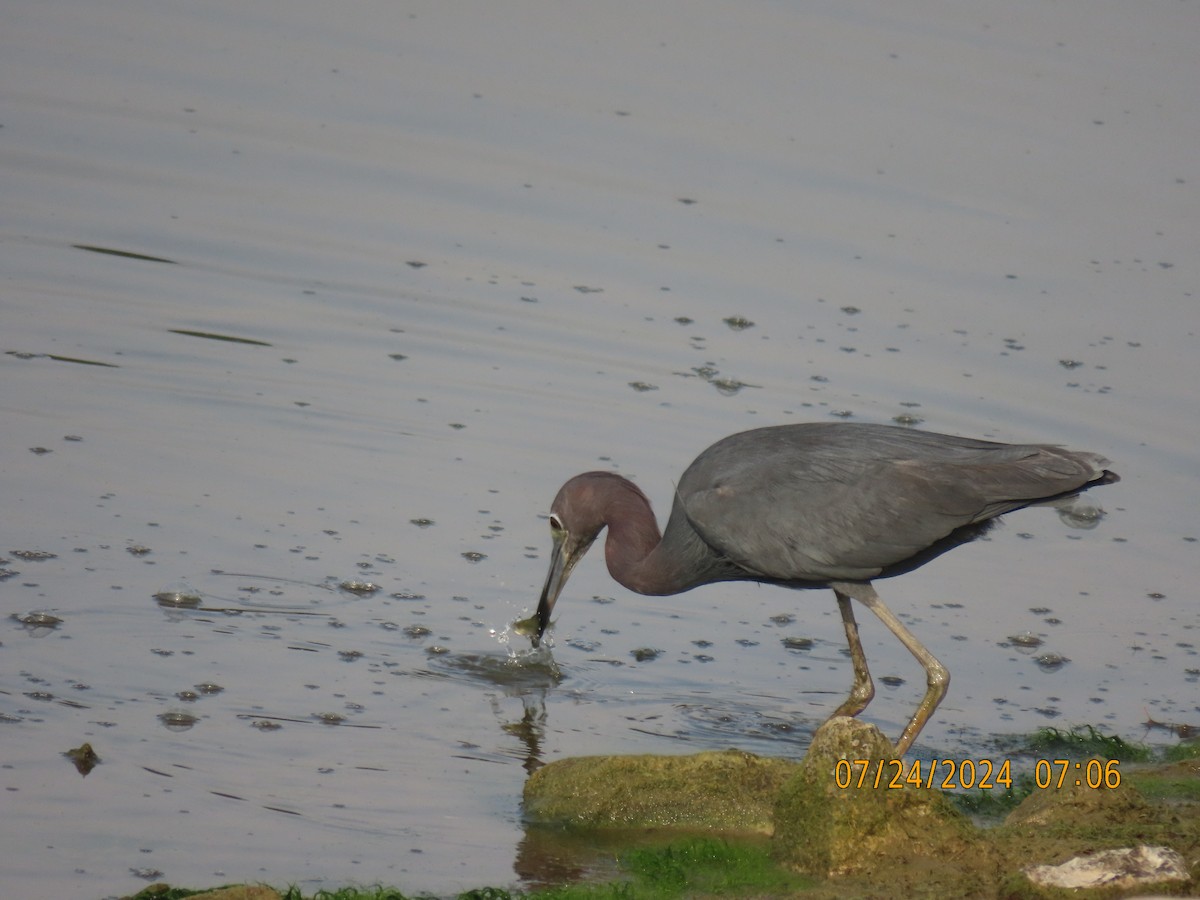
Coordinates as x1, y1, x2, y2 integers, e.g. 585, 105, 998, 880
772, 716, 993, 887
522, 748, 797, 833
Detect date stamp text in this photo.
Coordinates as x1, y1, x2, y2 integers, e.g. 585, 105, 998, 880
834, 757, 1122, 790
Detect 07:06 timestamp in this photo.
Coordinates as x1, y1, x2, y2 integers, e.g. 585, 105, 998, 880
834, 757, 1122, 790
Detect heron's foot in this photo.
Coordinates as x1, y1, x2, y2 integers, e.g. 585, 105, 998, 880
831, 679, 875, 719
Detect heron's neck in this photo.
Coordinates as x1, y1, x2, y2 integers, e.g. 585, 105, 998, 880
600, 482, 691, 596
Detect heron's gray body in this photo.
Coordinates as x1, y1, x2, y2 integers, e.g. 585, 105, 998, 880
667, 423, 1112, 587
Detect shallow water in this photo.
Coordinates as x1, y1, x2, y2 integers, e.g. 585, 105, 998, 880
2, 1, 1198, 897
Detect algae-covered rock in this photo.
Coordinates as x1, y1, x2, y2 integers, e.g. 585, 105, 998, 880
523, 748, 797, 833
121, 887, 281, 900
191, 888, 282, 900
1004, 757, 1151, 828
772, 717, 986, 882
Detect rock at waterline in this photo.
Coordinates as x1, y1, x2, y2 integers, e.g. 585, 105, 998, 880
771, 716, 989, 879
1004, 756, 1150, 827
522, 748, 797, 833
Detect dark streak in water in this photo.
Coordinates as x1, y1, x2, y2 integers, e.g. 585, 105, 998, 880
168, 329, 272, 346
233, 713, 381, 730
72, 244, 177, 264
46, 354, 121, 368
5, 350, 119, 367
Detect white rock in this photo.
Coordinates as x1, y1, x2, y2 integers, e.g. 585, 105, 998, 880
1024, 844, 1187, 890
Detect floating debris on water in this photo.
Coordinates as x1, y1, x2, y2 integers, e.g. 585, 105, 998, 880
391, 590, 426, 601
782, 636, 814, 651
64, 742, 99, 776
158, 710, 198, 731
1035, 652, 1070, 671
339, 579, 380, 596
15, 612, 64, 629
1008, 631, 1044, 648
677, 363, 759, 396
631, 647, 663, 662
712, 376, 753, 396
153, 582, 202, 607
10, 549, 57, 561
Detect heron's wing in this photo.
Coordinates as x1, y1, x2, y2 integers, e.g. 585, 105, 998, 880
677, 424, 1106, 582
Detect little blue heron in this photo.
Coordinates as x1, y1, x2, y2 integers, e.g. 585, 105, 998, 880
526, 422, 1117, 754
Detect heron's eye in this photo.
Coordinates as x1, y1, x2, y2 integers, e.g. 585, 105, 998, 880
549, 514, 564, 533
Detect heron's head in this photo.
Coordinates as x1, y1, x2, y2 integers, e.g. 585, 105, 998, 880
530, 473, 617, 647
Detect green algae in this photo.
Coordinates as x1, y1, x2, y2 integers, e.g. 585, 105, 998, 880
523, 749, 796, 833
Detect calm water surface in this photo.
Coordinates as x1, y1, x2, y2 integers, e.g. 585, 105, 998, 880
2, 2, 1197, 897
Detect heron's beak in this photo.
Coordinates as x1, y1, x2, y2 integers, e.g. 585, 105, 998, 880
531, 528, 593, 648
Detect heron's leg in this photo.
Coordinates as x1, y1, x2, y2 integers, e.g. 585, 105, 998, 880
831, 581, 950, 756
831, 589, 875, 718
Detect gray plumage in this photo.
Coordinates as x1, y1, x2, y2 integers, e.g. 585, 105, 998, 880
675, 423, 1112, 583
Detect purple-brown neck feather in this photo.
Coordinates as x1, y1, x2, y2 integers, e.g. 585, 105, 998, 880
556, 472, 690, 595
